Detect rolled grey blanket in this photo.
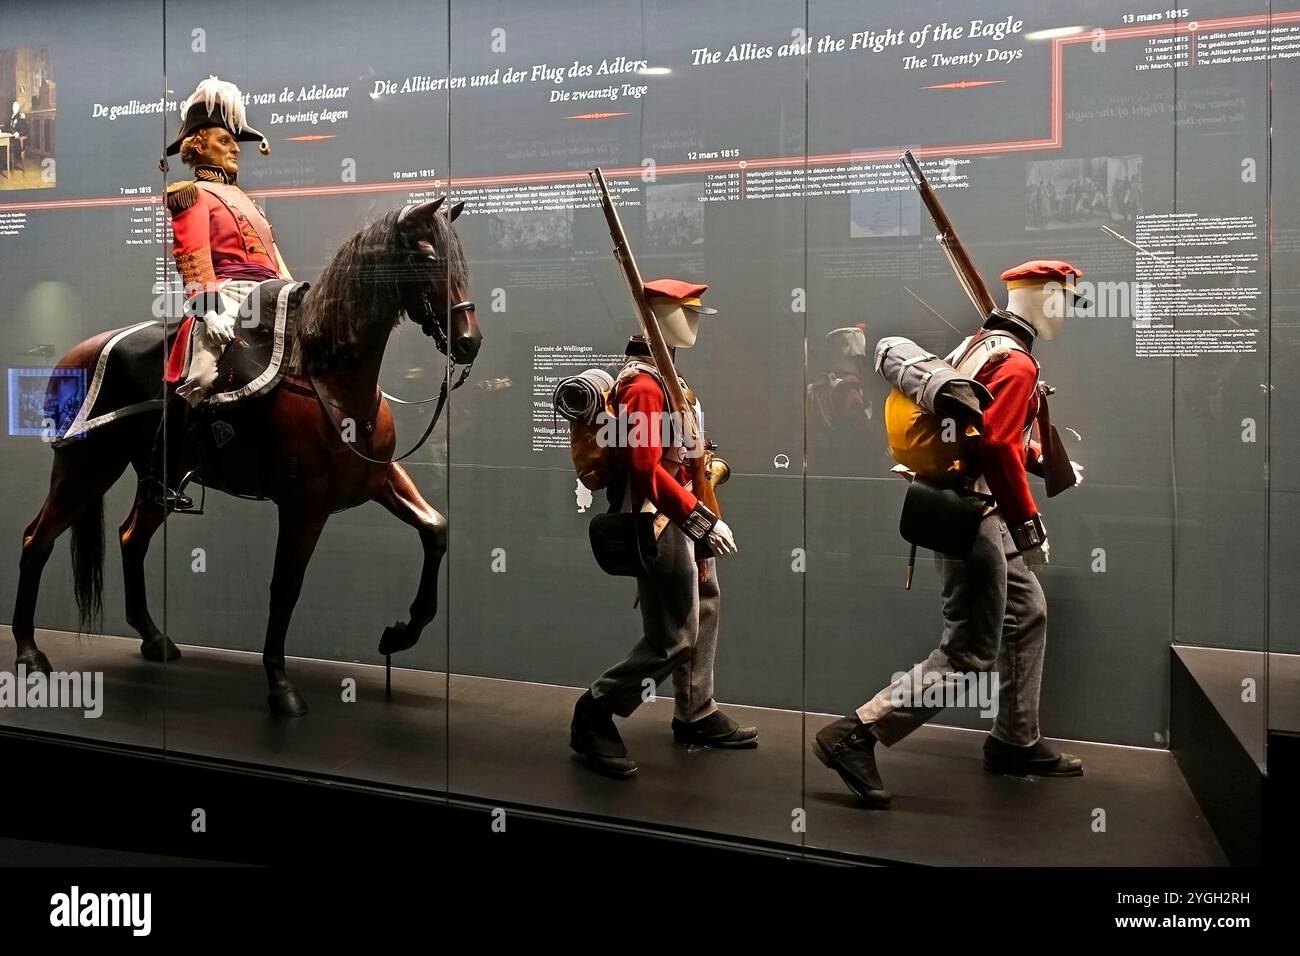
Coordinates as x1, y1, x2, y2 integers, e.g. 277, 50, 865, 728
874, 335, 991, 426
553, 368, 616, 424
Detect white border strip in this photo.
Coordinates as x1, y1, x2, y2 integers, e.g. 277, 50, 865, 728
59, 320, 159, 442
209, 281, 302, 406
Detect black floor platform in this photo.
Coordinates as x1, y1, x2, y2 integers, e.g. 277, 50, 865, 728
1265, 650, 1300, 736
0, 836, 237, 867
1, 630, 1226, 866
1171, 644, 1298, 865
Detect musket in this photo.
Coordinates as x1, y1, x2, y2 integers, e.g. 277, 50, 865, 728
900, 150, 996, 324
588, 167, 721, 517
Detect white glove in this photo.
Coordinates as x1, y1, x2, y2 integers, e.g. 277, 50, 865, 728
203, 309, 236, 344
1023, 537, 1050, 569
707, 518, 737, 558
1071, 460, 1086, 487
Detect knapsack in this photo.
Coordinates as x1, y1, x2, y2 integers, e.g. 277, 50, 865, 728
876, 331, 1021, 480
556, 362, 666, 491
882, 387, 980, 479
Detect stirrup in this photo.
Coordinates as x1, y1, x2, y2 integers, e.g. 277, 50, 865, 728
145, 476, 199, 514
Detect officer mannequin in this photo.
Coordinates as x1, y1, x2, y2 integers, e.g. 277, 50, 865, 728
570, 279, 753, 779
145, 76, 290, 511
813, 261, 1087, 808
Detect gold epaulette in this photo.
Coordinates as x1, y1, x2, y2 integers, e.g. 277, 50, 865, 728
165, 180, 199, 214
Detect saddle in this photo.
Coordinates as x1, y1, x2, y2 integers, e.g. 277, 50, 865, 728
207, 279, 310, 407
178, 280, 311, 501
53, 280, 309, 457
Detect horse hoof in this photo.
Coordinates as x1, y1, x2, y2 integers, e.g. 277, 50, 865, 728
268, 687, 309, 718
140, 636, 182, 663
378, 622, 419, 656
15, 651, 52, 676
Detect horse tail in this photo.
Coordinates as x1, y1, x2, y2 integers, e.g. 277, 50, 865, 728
71, 494, 105, 635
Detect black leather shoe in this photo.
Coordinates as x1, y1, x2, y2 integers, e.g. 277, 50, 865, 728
983, 735, 1083, 777
812, 715, 892, 808
570, 691, 637, 779
672, 710, 759, 748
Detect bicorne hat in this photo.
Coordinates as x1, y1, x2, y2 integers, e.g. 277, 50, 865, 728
160, 75, 270, 171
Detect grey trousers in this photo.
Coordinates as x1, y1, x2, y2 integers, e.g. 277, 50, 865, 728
591, 522, 720, 723
857, 513, 1047, 747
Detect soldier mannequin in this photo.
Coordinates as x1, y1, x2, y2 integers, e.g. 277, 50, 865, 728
827, 324, 868, 376
820, 323, 871, 425
145, 76, 291, 511
813, 261, 1087, 808
570, 279, 754, 779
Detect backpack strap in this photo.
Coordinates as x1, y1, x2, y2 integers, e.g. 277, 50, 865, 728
615, 359, 697, 426
950, 329, 1039, 380
615, 359, 684, 396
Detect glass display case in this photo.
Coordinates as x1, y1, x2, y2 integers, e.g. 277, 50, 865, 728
1, 0, 1288, 868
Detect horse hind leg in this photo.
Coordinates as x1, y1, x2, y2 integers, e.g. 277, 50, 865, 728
374, 463, 447, 657
120, 489, 181, 663
13, 471, 96, 674
12, 506, 62, 675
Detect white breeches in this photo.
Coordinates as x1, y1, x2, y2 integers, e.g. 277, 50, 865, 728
175, 280, 259, 407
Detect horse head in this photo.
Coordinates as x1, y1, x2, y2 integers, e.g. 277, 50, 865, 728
396, 197, 482, 365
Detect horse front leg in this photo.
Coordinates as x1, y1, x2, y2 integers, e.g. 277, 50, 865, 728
373, 462, 447, 657
264, 506, 328, 717
120, 489, 181, 662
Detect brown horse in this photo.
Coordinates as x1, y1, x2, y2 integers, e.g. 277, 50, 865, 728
11, 197, 481, 716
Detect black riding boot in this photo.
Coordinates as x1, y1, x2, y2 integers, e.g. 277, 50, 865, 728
145, 396, 195, 512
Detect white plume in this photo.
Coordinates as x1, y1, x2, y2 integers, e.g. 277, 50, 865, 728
182, 75, 247, 132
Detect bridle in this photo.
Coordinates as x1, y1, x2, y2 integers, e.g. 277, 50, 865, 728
312, 201, 476, 466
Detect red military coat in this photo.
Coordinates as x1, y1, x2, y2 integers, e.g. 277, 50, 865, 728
163, 167, 284, 382
616, 370, 699, 526
971, 349, 1045, 527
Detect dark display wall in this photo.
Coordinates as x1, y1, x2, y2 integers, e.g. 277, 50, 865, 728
0, 0, 1287, 765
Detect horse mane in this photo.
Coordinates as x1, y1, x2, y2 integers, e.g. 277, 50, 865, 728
296, 205, 470, 372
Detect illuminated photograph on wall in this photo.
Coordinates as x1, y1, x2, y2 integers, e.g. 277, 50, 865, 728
0, 45, 55, 190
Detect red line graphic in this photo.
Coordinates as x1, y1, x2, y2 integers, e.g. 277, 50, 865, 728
922, 79, 1006, 90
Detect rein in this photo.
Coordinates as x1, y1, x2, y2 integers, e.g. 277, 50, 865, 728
311, 296, 475, 466
310, 357, 471, 466
306, 199, 476, 466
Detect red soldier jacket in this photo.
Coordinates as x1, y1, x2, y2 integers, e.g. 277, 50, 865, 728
616, 370, 699, 527
163, 165, 284, 382
970, 346, 1045, 527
